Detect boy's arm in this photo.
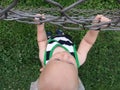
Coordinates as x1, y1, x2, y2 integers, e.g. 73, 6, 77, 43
35, 14, 47, 66
77, 15, 111, 65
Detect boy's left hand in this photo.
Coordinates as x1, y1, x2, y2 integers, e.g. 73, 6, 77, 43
93, 15, 111, 29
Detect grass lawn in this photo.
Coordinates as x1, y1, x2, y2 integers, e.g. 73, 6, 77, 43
0, 0, 120, 90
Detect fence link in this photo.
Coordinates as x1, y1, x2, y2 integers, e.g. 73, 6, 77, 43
0, 0, 120, 30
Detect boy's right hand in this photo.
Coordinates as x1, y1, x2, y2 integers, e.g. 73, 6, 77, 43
34, 14, 45, 27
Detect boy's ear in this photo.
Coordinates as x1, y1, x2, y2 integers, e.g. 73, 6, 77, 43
40, 67, 44, 72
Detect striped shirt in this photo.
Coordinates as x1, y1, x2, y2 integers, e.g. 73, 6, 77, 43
43, 35, 80, 68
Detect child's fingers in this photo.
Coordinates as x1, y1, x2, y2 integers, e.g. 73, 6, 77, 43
92, 15, 111, 29
34, 14, 41, 21
100, 16, 111, 22
34, 14, 45, 22
94, 15, 103, 21
41, 14, 45, 19
93, 15, 103, 23
93, 15, 111, 23
100, 17, 111, 28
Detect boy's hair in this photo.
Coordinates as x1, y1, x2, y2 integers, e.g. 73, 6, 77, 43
38, 60, 79, 90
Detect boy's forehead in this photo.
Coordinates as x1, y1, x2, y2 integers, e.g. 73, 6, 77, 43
42, 59, 78, 78
39, 58, 79, 90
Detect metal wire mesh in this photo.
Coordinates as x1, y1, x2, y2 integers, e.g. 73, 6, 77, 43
0, 0, 120, 30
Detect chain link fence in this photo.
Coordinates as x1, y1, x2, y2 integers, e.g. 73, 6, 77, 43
0, 0, 120, 30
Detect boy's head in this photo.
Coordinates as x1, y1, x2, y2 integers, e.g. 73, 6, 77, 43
38, 59, 79, 90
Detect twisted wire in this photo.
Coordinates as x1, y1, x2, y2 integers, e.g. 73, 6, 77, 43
0, 0, 120, 30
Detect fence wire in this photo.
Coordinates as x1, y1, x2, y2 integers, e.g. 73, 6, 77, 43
0, 0, 120, 30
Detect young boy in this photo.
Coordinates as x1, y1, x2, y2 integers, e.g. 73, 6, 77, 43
30, 15, 111, 90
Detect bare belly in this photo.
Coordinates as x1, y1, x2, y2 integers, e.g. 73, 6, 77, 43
51, 46, 77, 67
52, 46, 66, 55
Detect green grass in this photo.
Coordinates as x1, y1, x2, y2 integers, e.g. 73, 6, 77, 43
1, 0, 120, 9
79, 31, 120, 90
0, 21, 40, 90
0, 0, 120, 90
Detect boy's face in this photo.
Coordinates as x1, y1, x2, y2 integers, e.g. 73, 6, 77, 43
38, 58, 79, 90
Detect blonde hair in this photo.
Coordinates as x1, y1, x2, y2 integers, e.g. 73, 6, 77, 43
38, 60, 79, 90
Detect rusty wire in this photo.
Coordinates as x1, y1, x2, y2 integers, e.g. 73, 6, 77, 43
0, 0, 120, 30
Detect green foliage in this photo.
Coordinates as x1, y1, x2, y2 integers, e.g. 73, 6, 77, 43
0, 0, 120, 90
